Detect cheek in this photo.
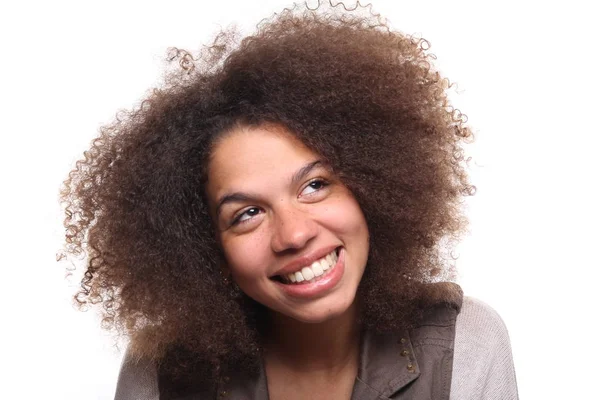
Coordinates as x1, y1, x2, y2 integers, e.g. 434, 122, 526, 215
221, 232, 271, 279
322, 197, 369, 238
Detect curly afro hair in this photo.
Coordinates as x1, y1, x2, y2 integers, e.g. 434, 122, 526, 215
60, 1, 473, 380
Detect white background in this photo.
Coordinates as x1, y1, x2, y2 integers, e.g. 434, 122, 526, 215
1, 0, 599, 398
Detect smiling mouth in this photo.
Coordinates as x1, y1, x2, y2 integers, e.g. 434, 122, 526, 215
271, 248, 340, 285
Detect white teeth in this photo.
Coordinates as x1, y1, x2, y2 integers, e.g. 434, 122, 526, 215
312, 261, 324, 276
301, 266, 315, 281
320, 258, 329, 271
279, 249, 339, 284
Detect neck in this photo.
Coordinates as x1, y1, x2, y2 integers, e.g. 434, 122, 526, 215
264, 303, 360, 374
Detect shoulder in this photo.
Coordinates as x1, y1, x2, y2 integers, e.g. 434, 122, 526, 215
114, 349, 160, 400
451, 297, 519, 400
456, 297, 512, 347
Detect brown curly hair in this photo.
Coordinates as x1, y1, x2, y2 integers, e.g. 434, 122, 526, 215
60, 1, 473, 382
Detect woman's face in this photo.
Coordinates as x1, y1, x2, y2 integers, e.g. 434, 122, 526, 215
206, 124, 369, 323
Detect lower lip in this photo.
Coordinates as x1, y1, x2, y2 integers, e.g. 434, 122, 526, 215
274, 248, 345, 299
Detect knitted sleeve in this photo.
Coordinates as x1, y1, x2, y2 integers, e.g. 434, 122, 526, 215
450, 296, 519, 400
113, 349, 159, 400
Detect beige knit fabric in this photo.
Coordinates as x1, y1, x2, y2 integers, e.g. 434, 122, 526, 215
451, 297, 519, 400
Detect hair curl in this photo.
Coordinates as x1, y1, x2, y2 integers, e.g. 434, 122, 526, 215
60, 0, 473, 381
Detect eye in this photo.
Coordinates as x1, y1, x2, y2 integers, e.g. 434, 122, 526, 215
232, 207, 262, 226
299, 179, 329, 197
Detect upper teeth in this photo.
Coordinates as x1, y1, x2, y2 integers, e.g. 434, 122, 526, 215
285, 250, 338, 283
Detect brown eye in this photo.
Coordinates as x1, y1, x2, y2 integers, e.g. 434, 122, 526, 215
232, 207, 262, 225
299, 179, 329, 197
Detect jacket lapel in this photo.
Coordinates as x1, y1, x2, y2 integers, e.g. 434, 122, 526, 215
351, 330, 420, 400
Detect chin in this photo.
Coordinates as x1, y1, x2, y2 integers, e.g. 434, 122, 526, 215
280, 296, 357, 324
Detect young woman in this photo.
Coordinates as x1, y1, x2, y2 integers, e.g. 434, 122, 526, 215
61, 3, 518, 399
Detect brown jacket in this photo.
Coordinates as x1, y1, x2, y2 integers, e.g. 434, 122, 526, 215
116, 289, 463, 400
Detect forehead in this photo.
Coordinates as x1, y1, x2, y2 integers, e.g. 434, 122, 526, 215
207, 125, 319, 194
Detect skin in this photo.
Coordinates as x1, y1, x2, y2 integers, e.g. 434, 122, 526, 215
205, 124, 370, 398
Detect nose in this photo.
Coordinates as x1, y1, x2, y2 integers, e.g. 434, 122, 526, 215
270, 206, 318, 253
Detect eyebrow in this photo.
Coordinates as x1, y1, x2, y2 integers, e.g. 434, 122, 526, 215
291, 160, 322, 186
215, 160, 323, 216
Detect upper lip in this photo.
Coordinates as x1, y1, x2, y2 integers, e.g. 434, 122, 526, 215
270, 245, 340, 278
